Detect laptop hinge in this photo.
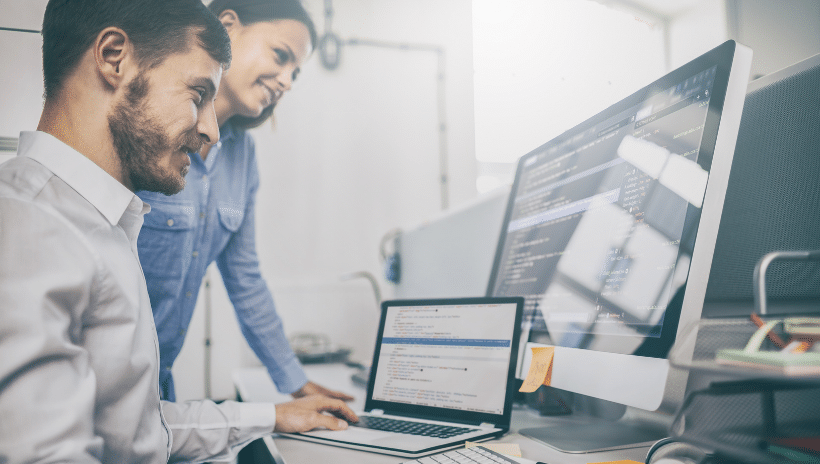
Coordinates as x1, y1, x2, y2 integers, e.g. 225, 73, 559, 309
370, 409, 385, 415
479, 422, 495, 428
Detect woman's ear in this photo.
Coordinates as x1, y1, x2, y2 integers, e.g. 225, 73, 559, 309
94, 26, 131, 90
218, 9, 243, 35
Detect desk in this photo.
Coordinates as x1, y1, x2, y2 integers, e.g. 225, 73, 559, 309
233, 364, 651, 464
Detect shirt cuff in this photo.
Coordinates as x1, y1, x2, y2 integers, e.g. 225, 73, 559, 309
268, 357, 309, 394
237, 401, 277, 432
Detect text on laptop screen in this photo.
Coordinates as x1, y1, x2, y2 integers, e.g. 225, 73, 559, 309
371, 303, 518, 415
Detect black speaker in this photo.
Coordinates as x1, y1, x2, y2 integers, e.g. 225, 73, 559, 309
704, 54, 820, 315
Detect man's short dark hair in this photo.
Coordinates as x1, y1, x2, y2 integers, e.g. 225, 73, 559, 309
42, 0, 232, 100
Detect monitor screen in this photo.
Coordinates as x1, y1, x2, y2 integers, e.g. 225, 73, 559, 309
365, 297, 524, 426
371, 301, 519, 415
491, 64, 718, 355
486, 40, 752, 413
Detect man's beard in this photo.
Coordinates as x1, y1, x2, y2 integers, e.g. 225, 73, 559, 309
108, 75, 203, 195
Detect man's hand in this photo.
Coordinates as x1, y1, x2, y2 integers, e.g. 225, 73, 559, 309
292, 380, 355, 401
274, 395, 359, 433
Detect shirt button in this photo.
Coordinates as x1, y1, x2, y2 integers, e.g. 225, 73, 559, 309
186, 291, 192, 298
167, 219, 174, 227
200, 212, 206, 219
165, 366, 172, 371
179, 329, 186, 336
202, 174, 208, 182
192, 251, 199, 257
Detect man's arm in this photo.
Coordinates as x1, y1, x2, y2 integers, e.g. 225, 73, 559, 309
0, 199, 102, 463
163, 395, 357, 463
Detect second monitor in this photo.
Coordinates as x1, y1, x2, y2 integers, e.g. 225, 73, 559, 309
486, 40, 752, 451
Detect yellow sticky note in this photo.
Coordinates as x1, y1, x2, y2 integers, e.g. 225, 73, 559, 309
465, 441, 522, 458
519, 346, 554, 392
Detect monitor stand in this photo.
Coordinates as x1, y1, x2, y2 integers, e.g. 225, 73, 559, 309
516, 388, 669, 453
519, 419, 667, 453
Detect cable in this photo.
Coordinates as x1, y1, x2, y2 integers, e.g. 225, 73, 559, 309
340, 271, 382, 308
645, 437, 710, 464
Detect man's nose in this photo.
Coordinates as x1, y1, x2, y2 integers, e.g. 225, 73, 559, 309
198, 102, 220, 145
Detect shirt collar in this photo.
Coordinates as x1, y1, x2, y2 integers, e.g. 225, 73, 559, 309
191, 121, 237, 170
17, 131, 144, 226
220, 121, 237, 143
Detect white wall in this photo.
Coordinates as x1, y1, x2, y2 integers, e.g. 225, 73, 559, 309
0, 0, 47, 164
729, 0, 820, 79
0, 0, 49, 30
173, 0, 477, 400
471, 0, 667, 195
667, 0, 820, 79
0, 29, 43, 140
667, 0, 728, 69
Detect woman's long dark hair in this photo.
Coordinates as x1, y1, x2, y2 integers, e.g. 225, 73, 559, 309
207, 0, 317, 129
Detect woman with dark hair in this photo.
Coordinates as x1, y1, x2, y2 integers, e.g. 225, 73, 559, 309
137, 0, 353, 403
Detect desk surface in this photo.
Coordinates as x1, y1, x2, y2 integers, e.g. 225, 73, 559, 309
233, 365, 651, 464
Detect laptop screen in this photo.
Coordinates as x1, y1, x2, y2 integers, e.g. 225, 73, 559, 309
368, 298, 522, 420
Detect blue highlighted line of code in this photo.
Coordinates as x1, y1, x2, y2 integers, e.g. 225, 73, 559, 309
382, 338, 511, 347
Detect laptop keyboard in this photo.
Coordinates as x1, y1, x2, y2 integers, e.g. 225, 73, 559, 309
401, 446, 523, 463
351, 416, 478, 438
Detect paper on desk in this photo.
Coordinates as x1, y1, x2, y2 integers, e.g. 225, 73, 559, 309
465, 441, 522, 457
519, 346, 554, 392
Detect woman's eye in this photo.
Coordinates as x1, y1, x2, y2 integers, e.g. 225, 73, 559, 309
275, 49, 289, 63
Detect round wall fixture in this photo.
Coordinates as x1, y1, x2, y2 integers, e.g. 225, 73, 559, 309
318, 32, 343, 70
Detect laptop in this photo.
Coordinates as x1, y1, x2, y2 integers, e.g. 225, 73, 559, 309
281, 296, 524, 458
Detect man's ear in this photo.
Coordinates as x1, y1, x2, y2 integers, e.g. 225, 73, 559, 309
94, 27, 132, 90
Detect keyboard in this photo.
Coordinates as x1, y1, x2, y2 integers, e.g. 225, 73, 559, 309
401, 446, 538, 464
350, 416, 478, 438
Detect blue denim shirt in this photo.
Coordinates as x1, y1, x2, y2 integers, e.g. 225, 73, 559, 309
137, 123, 307, 401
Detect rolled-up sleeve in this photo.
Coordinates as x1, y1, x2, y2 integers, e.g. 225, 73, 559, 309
163, 399, 276, 463
0, 199, 103, 463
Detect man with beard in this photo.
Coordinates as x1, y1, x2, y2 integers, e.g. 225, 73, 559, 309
0, 1, 356, 463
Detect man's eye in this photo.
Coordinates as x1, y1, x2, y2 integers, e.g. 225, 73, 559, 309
275, 49, 289, 63
195, 89, 207, 103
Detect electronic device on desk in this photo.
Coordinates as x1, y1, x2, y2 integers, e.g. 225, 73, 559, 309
485, 40, 752, 452
347, 361, 371, 388
289, 332, 351, 364
279, 297, 524, 458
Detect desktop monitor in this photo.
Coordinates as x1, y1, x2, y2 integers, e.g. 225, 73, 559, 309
485, 40, 752, 451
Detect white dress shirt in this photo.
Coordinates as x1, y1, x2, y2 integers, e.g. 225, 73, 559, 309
0, 131, 277, 463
